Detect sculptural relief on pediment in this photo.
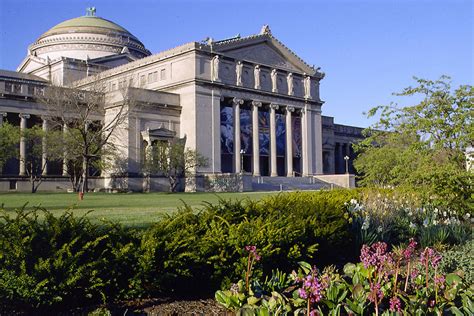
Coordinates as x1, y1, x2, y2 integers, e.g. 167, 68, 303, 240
223, 43, 301, 72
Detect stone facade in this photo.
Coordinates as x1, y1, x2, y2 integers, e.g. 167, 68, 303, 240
0, 12, 365, 192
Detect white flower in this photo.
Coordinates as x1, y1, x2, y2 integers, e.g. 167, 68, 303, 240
409, 222, 416, 229
443, 211, 447, 217
434, 208, 439, 214
377, 226, 383, 233
464, 213, 470, 219
350, 199, 357, 205
408, 211, 413, 217
433, 219, 438, 225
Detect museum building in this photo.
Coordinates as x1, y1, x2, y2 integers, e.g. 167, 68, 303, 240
0, 9, 363, 192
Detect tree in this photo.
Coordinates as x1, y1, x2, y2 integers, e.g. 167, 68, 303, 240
0, 122, 64, 193
143, 139, 208, 192
37, 84, 133, 195
21, 125, 63, 193
0, 122, 19, 171
354, 76, 473, 209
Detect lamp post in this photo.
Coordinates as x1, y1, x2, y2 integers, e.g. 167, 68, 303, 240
344, 155, 349, 174
240, 149, 246, 173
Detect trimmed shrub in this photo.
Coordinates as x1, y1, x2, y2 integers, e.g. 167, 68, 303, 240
137, 190, 359, 296
0, 208, 139, 313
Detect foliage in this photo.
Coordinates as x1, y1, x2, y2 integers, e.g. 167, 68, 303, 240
130, 190, 357, 297
0, 207, 139, 314
216, 242, 474, 315
21, 125, 64, 192
0, 122, 64, 192
0, 122, 19, 170
143, 140, 208, 192
37, 84, 134, 194
438, 241, 474, 286
345, 192, 472, 249
354, 76, 473, 210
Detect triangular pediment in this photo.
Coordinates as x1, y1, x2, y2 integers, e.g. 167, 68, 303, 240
17, 55, 48, 74
213, 34, 316, 75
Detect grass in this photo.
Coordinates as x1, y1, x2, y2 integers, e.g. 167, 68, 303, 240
0, 191, 278, 227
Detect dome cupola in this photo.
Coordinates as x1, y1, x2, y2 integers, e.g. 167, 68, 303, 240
27, 7, 150, 62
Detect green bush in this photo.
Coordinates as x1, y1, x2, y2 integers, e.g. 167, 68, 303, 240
138, 190, 359, 296
0, 208, 139, 313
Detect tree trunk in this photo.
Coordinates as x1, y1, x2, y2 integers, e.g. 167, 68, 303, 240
169, 176, 177, 192
81, 157, 88, 194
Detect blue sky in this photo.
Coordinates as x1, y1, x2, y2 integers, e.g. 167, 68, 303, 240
0, 0, 472, 127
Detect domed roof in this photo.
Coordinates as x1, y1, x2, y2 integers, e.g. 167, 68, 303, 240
43, 16, 131, 36
28, 8, 151, 62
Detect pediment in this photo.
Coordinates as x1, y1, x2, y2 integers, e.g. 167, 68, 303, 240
17, 56, 47, 74
214, 35, 315, 74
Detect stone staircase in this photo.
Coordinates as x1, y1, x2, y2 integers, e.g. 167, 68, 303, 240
252, 176, 332, 191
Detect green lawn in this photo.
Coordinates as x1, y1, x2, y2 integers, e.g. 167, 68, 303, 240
0, 191, 277, 227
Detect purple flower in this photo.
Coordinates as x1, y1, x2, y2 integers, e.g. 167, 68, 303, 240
360, 242, 393, 273
297, 266, 328, 304
403, 238, 417, 259
420, 247, 442, 268
298, 288, 308, 299
245, 245, 261, 261
434, 275, 445, 289
389, 296, 402, 312
368, 282, 384, 303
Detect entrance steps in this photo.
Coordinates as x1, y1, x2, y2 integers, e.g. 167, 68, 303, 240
251, 176, 332, 191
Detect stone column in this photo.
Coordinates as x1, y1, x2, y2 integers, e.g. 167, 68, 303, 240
285, 106, 294, 177
251, 101, 262, 176
269, 103, 279, 177
232, 98, 243, 173
41, 117, 48, 176
62, 123, 69, 176
19, 113, 30, 176
313, 109, 323, 175
301, 106, 314, 176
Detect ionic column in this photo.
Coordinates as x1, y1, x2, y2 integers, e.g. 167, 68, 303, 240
251, 101, 262, 176
19, 113, 30, 176
233, 98, 243, 173
41, 117, 48, 176
62, 123, 69, 176
270, 103, 279, 177
285, 106, 295, 177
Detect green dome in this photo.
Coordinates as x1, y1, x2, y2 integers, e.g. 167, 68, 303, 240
42, 16, 131, 37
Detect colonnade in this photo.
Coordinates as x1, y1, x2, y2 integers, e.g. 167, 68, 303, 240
228, 97, 322, 177
0, 112, 69, 176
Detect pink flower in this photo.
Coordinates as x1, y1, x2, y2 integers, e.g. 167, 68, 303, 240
420, 247, 442, 268
297, 266, 328, 304
389, 296, 402, 312
434, 275, 445, 289
403, 238, 417, 259
245, 245, 261, 261
368, 282, 384, 303
360, 242, 393, 273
